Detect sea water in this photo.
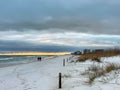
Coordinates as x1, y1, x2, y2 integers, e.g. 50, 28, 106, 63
0, 56, 43, 68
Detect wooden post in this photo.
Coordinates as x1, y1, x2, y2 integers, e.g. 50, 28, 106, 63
59, 73, 62, 89
63, 59, 65, 66
67, 58, 68, 62
69, 57, 70, 60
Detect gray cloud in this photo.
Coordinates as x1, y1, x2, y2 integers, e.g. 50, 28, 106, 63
0, 30, 119, 47
0, 0, 120, 35
0, 40, 81, 52
0, 17, 120, 35
0, 0, 120, 20
0, 0, 120, 52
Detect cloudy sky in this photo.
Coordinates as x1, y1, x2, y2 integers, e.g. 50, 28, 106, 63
0, 0, 120, 52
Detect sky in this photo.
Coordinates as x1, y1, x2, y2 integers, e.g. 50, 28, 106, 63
0, 0, 120, 52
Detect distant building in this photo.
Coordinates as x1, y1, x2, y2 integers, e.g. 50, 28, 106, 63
72, 51, 82, 55
92, 49, 104, 53
83, 49, 91, 54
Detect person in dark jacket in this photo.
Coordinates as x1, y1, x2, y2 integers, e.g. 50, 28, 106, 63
37, 57, 41, 61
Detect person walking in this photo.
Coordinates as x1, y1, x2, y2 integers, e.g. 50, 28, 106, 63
37, 57, 41, 61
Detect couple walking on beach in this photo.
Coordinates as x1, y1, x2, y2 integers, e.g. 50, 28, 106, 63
37, 57, 41, 61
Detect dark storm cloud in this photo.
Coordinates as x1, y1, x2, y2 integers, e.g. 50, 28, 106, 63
0, 17, 120, 35
0, 0, 120, 35
0, 0, 120, 52
0, 40, 80, 52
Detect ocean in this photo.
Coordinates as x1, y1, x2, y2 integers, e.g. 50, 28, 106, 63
0, 56, 44, 68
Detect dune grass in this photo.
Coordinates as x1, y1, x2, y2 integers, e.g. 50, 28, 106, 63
82, 63, 120, 85
78, 49, 120, 62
